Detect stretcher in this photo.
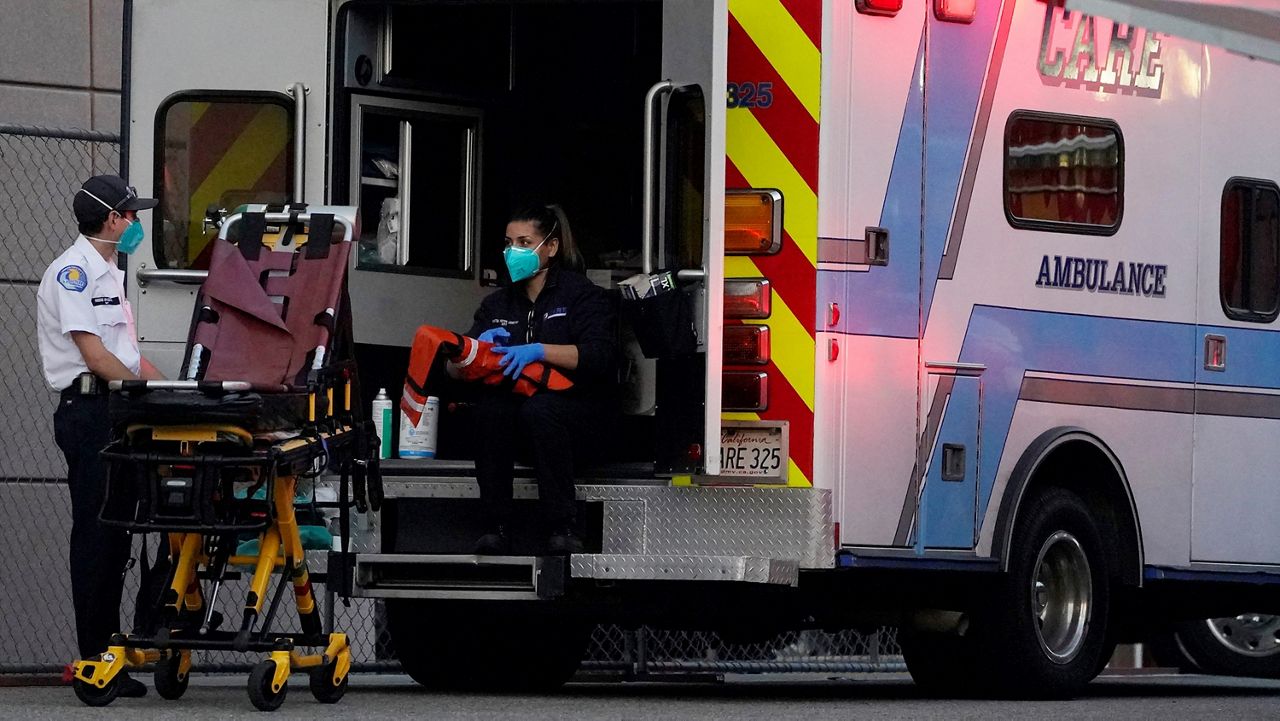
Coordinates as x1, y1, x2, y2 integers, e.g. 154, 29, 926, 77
70, 205, 380, 711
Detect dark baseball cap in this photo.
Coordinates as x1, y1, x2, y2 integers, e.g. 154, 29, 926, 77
73, 174, 158, 223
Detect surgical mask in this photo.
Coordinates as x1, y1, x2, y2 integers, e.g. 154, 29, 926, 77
503, 239, 545, 283
116, 219, 144, 254
79, 188, 145, 254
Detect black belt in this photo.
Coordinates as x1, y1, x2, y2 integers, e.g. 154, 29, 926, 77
61, 373, 109, 399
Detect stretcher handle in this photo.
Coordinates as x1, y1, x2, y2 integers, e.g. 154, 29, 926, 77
110, 379, 255, 392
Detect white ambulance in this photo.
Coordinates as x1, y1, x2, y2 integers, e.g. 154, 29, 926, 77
122, 0, 1280, 696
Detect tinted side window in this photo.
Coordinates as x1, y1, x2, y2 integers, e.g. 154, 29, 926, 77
1221, 179, 1280, 322
1004, 112, 1123, 235
154, 95, 293, 269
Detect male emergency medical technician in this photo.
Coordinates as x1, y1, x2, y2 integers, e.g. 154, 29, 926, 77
37, 175, 163, 694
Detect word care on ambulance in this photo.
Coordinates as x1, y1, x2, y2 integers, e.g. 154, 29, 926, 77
1035, 255, 1167, 298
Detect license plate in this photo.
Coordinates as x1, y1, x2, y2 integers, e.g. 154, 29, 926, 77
717, 422, 787, 479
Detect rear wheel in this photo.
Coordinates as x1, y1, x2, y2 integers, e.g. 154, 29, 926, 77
388, 600, 588, 691
970, 487, 1111, 698
1148, 614, 1280, 678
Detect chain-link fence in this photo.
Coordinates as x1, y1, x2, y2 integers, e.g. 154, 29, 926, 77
584, 625, 904, 675
0, 125, 902, 679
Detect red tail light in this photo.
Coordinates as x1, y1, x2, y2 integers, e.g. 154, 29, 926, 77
724, 278, 772, 319
935, 0, 976, 23
856, 0, 902, 16
722, 371, 768, 412
724, 325, 770, 365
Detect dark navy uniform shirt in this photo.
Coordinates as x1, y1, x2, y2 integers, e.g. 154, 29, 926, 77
467, 265, 616, 388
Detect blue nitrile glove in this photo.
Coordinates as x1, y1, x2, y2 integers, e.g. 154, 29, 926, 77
478, 327, 510, 346
493, 343, 546, 379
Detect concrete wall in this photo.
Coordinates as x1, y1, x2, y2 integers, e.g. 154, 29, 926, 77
0, 0, 123, 132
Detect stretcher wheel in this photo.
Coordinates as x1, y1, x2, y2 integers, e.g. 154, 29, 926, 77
247, 660, 287, 712
154, 654, 189, 700
308, 660, 348, 704
73, 677, 119, 707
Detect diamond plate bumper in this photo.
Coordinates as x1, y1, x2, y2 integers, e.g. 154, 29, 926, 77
356, 480, 833, 576
569, 554, 799, 585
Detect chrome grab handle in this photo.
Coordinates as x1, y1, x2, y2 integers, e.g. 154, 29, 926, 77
289, 82, 307, 204
642, 80, 674, 275
924, 361, 986, 376
135, 266, 208, 287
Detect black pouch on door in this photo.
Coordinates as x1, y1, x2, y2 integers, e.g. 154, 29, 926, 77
622, 286, 697, 358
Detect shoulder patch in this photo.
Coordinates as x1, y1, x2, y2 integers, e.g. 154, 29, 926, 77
57, 265, 88, 292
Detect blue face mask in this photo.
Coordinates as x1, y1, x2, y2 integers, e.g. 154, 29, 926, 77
117, 219, 144, 254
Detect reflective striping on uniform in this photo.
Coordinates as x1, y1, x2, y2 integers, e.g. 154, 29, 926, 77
726, 0, 820, 488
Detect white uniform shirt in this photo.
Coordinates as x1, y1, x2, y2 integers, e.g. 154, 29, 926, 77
37, 235, 141, 390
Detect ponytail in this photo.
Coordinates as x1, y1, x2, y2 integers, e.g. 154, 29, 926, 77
509, 202, 585, 274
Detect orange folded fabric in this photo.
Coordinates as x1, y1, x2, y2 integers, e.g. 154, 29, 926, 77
401, 325, 574, 426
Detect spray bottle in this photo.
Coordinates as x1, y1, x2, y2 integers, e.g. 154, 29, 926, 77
371, 388, 393, 460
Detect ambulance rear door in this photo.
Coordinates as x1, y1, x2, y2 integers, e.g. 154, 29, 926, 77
651, 0, 729, 475
125, 0, 327, 376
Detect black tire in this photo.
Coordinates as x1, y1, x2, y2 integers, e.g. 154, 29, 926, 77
1143, 624, 1201, 672
308, 660, 349, 704
247, 660, 287, 712
899, 627, 988, 698
970, 487, 1111, 698
73, 677, 119, 707
154, 654, 190, 700
388, 600, 588, 691
1157, 615, 1280, 678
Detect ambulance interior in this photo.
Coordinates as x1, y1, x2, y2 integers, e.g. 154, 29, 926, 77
335, 1, 705, 473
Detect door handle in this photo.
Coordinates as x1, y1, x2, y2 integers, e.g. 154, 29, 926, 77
1205, 334, 1227, 371
641, 80, 674, 276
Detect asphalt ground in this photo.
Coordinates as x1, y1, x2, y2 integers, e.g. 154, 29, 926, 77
7, 672, 1280, 720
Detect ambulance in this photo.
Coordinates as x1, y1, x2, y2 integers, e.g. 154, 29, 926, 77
122, 0, 1280, 696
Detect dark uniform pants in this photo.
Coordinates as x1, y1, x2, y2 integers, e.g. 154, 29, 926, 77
54, 393, 131, 659
475, 391, 606, 529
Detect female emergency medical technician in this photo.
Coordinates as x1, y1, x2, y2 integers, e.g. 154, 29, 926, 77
465, 203, 615, 555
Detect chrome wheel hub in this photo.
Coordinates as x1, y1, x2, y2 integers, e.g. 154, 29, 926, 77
1031, 530, 1092, 663
1206, 614, 1280, 658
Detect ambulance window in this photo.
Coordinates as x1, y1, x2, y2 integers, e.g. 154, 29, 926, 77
1003, 112, 1122, 235
350, 96, 479, 277
153, 93, 293, 269
1221, 179, 1280, 323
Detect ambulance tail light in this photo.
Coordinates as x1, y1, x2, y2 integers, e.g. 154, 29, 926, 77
724, 278, 772, 319
934, 0, 976, 23
856, 0, 902, 17
725, 189, 782, 255
722, 372, 768, 412
724, 325, 770, 365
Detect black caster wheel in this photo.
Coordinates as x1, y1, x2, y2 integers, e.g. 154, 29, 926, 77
73, 676, 119, 707
308, 659, 348, 704
154, 653, 190, 700
247, 659, 287, 712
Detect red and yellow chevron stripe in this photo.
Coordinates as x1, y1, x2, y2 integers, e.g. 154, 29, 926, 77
724, 0, 819, 488
175, 101, 290, 265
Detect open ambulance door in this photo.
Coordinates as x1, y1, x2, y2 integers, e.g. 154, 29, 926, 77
125, 0, 328, 377
650, 1, 728, 476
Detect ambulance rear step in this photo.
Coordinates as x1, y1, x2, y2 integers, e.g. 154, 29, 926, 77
354, 554, 567, 601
